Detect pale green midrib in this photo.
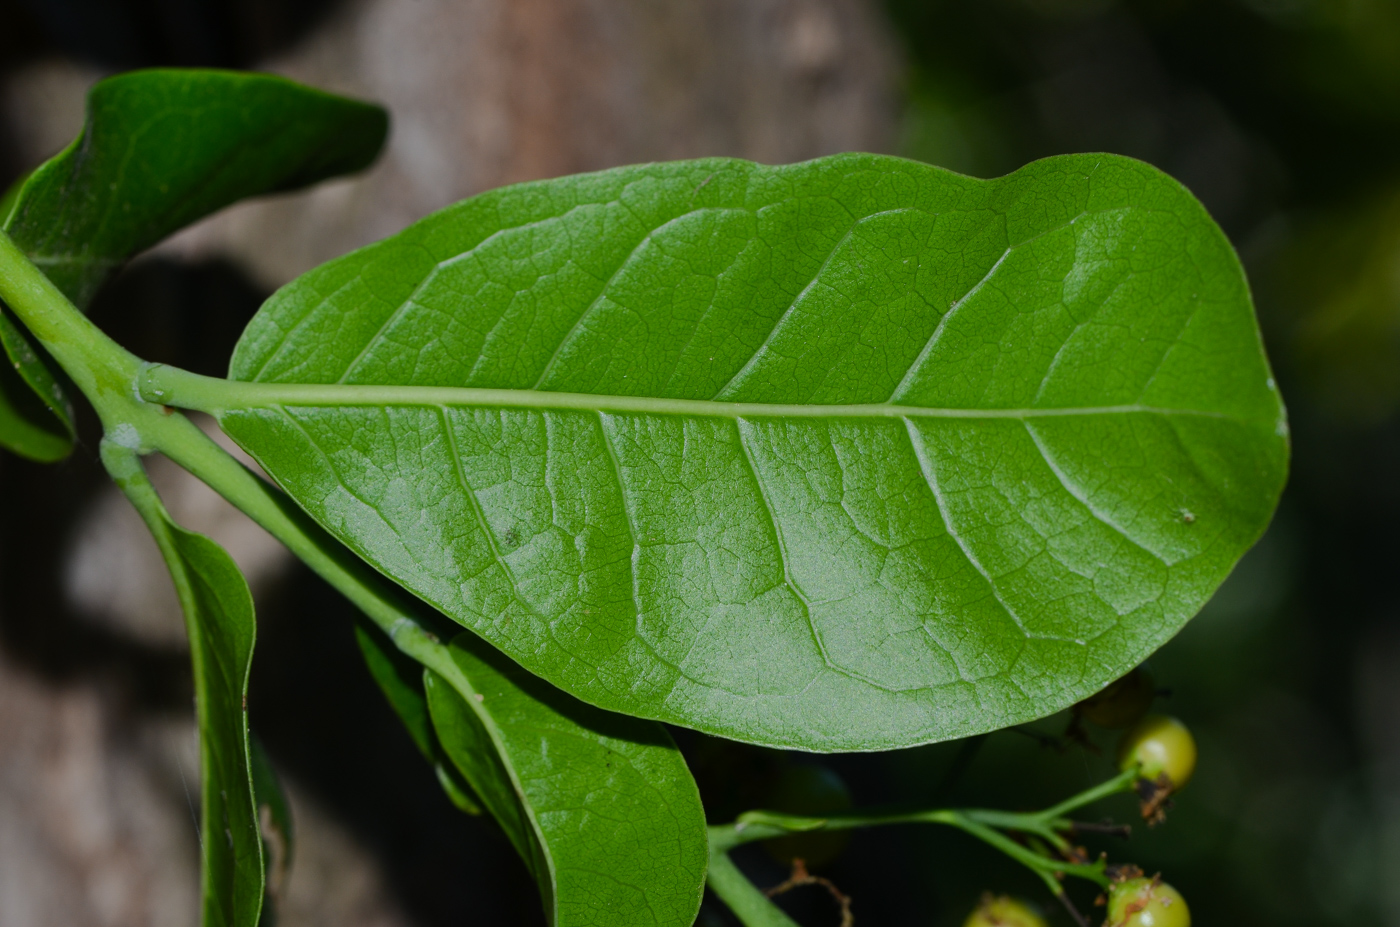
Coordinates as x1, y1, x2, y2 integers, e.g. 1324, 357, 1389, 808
142, 365, 1254, 424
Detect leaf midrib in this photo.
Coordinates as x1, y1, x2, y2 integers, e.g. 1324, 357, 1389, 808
183, 377, 1250, 424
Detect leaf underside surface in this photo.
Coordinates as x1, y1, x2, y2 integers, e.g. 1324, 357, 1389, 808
0, 68, 387, 460
424, 634, 707, 927
220, 152, 1289, 751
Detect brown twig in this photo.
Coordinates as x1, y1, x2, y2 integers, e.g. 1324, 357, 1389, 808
1068, 819, 1132, 839
764, 858, 854, 927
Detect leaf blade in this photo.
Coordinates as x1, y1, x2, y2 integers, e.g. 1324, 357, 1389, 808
424, 633, 708, 927
4, 68, 387, 308
158, 519, 264, 927
214, 152, 1289, 750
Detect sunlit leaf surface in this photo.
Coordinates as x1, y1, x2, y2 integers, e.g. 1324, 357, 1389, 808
219, 152, 1289, 750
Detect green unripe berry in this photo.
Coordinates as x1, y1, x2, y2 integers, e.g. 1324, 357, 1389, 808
962, 894, 1047, 927
1077, 668, 1155, 729
1117, 715, 1196, 789
1104, 877, 1190, 927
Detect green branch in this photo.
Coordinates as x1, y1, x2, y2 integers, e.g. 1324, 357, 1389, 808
707, 770, 1138, 926
0, 231, 140, 423
0, 227, 484, 720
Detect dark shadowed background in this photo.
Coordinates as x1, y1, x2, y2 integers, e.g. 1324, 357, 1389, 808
1, 1, 1398, 925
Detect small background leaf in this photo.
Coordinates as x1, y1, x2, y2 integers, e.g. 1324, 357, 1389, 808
0, 68, 388, 461
424, 633, 708, 927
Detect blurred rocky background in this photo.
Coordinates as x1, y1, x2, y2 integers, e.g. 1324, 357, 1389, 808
2, 1, 1400, 925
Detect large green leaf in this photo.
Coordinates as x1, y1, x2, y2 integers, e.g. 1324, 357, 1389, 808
201, 152, 1288, 751
0, 68, 387, 460
423, 633, 708, 926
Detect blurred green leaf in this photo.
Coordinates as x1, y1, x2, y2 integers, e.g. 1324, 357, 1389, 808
0, 170, 27, 227
353, 621, 482, 814
210, 151, 1288, 751
0, 67, 388, 461
424, 633, 707, 927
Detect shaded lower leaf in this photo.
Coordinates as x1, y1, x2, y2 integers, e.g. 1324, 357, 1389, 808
0, 308, 74, 461
5, 68, 387, 310
105, 442, 267, 927
353, 621, 482, 814
0, 172, 24, 226
424, 633, 708, 927
166, 523, 265, 927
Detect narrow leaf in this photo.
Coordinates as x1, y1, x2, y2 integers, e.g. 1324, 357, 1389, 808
0, 68, 388, 460
353, 621, 483, 814
424, 633, 708, 927
200, 152, 1288, 751
104, 440, 266, 927
166, 521, 264, 927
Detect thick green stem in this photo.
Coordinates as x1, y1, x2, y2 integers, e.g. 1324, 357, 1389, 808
0, 228, 478, 706
148, 418, 457, 667
0, 231, 141, 423
709, 766, 1137, 914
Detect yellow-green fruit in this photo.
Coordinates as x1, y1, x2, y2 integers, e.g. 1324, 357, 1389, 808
762, 764, 852, 867
1105, 877, 1190, 927
962, 895, 1047, 927
1117, 715, 1197, 789
1077, 668, 1155, 729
